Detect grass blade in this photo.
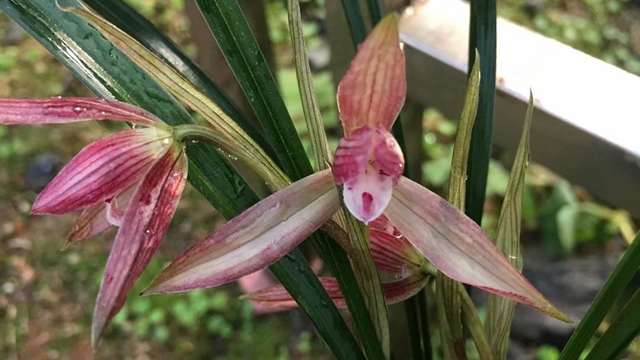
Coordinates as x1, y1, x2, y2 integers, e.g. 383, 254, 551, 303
194, 0, 312, 180
485, 93, 534, 359
583, 289, 640, 360
437, 53, 481, 357
286, 0, 332, 170
339, 0, 367, 46
559, 233, 640, 360
366, 0, 383, 24
465, 0, 497, 224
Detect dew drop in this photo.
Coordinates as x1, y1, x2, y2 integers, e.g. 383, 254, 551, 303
72, 107, 86, 115
144, 229, 151, 235
163, 138, 170, 144
190, 139, 199, 144
226, 153, 238, 161
51, 95, 63, 99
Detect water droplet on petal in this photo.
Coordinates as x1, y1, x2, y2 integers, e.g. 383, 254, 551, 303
51, 95, 63, 99
163, 138, 170, 144
73, 107, 86, 115
144, 229, 151, 235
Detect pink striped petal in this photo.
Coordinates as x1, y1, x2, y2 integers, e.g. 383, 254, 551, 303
384, 177, 570, 322
337, 15, 406, 136
0, 97, 162, 127
92, 146, 188, 346
373, 128, 404, 181
370, 216, 424, 275
31, 128, 171, 215
244, 275, 428, 311
333, 126, 373, 184
143, 169, 340, 295
66, 186, 136, 247
343, 164, 393, 224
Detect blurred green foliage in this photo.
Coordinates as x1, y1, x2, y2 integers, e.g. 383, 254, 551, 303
500, 0, 640, 74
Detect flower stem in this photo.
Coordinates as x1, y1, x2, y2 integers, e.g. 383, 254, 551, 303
173, 124, 289, 191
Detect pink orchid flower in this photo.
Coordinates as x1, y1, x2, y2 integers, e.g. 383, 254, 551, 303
333, 16, 406, 224
0, 97, 189, 344
143, 14, 568, 323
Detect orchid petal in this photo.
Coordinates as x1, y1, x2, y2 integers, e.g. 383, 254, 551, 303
333, 126, 372, 185
92, 146, 188, 345
143, 169, 340, 295
31, 128, 171, 215
0, 97, 162, 127
373, 127, 404, 181
370, 216, 424, 275
343, 166, 393, 224
244, 275, 428, 311
66, 186, 137, 247
337, 14, 406, 135
385, 177, 570, 322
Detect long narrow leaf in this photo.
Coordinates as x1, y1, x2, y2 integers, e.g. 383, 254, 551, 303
286, 0, 332, 170
465, 0, 497, 224
559, 233, 640, 360
194, 0, 311, 180
583, 289, 640, 360
485, 93, 533, 359
438, 53, 481, 353
1, 1, 366, 357
339, 0, 368, 46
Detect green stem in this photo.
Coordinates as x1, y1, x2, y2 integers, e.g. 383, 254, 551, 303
173, 124, 288, 191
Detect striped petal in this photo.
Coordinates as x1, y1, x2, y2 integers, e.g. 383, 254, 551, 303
370, 216, 424, 275
244, 274, 428, 311
143, 169, 340, 295
31, 128, 171, 215
385, 177, 570, 322
333, 126, 373, 185
92, 145, 188, 346
337, 14, 406, 136
0, 97, 162, 127
65, 186, 137, 248
373, 128, 404, 181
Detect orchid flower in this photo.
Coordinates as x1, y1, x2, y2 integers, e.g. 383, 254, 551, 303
0, 97, 189, 344
144, 14, 568, 323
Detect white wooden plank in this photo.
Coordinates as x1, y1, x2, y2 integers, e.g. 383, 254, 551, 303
399, 0, 640, 217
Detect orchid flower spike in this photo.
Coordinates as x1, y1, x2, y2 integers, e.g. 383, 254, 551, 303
143, 14, 568, 323
0, 97, 189, 345
333, 14, 406, 224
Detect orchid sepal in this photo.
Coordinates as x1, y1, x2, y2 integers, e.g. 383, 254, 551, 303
142, 169, 341, 295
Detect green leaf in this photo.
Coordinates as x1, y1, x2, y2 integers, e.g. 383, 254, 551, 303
193, 0, 312, 180
286, 0, 332, 171
82, 0, 277, 162
559, 233, 640, 360
438, 53, 481, 357
465, 0, 497, 224
339, 0, 368, 46
1, 1, 365, 358
366, 0, 383, 25
583, 289, 640, 360
485, 92, 534, 360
